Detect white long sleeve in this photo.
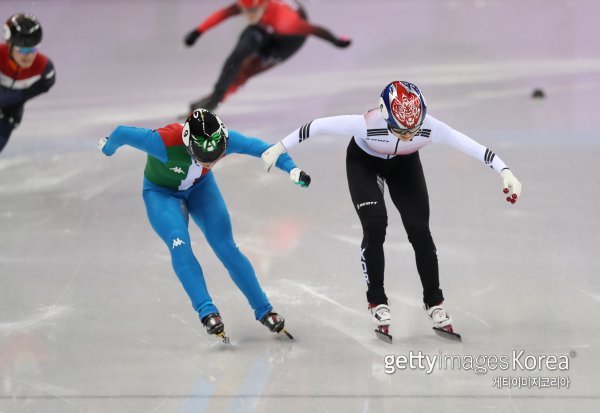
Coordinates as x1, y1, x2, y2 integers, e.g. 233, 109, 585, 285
430, 117, 508, 174
281, 115, 366, 149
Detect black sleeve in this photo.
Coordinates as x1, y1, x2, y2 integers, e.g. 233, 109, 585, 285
22, 59, 56, 99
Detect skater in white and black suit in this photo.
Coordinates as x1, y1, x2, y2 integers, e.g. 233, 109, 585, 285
261, 81, 522, 342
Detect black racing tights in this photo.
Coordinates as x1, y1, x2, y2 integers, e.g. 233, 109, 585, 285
0, 120, 16, 154
212, 25, 306, 101
346, 138, 444, 308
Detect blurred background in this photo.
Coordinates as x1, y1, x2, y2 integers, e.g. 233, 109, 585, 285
1, 0, 599, 412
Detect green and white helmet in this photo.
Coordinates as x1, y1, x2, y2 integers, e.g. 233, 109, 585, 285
182, 109, 228, 163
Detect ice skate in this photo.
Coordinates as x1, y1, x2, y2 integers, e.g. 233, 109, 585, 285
189, 94, 220, 113
425, 303, 462, 342
260, 312, 293, 339
201, 313, 230, 344
369, 303, 392, 343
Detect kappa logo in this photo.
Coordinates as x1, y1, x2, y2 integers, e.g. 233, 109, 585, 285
170, 166, 185, 174
356, 201, 378, 210
172, 238, 186, 249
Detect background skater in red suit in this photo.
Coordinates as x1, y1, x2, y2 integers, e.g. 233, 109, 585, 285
183, 0, 351, 112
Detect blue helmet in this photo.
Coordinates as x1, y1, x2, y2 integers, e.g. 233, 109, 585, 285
379, 81, 427, 132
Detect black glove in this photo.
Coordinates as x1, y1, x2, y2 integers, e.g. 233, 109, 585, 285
184, 30, 202, 47
333, 36, 352, 48
298, 171, 311, 187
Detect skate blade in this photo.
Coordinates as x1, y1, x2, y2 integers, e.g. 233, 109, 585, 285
216, 332, 231, 344
433, 327, 462, 342
277, 328, 294, 340
374, 329, 393, 344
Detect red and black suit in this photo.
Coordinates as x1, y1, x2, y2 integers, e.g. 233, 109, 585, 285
188, 0, 350, 110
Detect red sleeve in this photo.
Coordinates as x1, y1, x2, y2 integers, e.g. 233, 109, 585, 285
261, 3, 339, 44
196, 4, 242, 32
156, 123, 184, 147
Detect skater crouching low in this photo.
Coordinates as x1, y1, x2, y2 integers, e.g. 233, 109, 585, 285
99, 109, 309, 343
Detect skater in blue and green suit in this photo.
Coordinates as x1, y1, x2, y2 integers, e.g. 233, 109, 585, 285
99, 109, 311, 340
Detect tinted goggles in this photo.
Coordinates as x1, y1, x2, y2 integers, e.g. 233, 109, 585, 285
15, 46, 38, 55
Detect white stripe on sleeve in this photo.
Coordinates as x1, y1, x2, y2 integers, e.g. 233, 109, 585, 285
281, 115, 366, 149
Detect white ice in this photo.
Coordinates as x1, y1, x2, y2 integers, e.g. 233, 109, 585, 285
1, 1, 599, 412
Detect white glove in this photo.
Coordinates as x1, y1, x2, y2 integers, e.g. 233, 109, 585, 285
501, 169, 522, 204
98, 137, 108, 152
290, 168, 311, 187
261, 141, 287, 172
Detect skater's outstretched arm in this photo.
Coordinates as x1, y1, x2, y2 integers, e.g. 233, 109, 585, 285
261, 114, 366, 171
306, 24, 351, 48
428, 116, 522, 202
99, 126, 168, 161
228, 130, 311, 187
265, 3, 351, 48
184, 4, 242, 46
228, 130, 296, 173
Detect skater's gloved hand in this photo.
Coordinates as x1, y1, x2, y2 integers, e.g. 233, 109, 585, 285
290, 168, 311, 188
501, 169, 522, 204
333, 36, 352, 48
98, 137, 114, 156
261, 141, 287, 172
184, 30, 202, 47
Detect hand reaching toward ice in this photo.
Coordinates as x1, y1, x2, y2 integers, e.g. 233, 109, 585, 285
501, 169, 522, 204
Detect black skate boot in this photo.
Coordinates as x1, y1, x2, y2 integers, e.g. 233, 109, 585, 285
260, 312, 293, 339
190, 94, 220, 113
201, 313, 230, 344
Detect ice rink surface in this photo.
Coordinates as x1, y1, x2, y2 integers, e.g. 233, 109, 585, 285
1, 0, 599, 412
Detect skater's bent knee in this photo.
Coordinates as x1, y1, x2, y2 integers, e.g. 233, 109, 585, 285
406, 227, 434, 247
208, 238, 239, 257
362, 219, 387, 245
